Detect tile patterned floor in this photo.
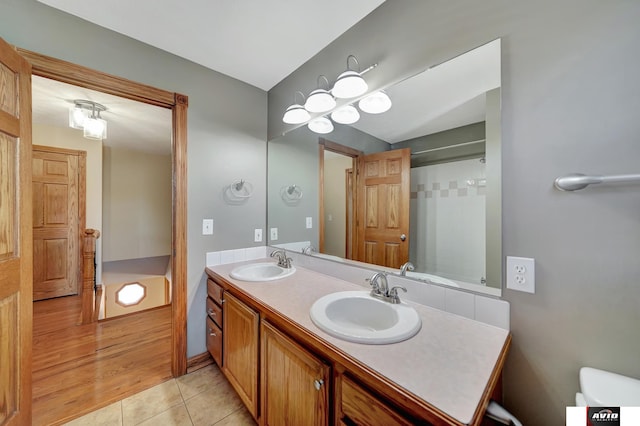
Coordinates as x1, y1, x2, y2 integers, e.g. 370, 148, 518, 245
63, 364, 256, 426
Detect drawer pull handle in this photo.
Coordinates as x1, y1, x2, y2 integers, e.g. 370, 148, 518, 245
208, 328, 217, 337
207, 308, 214, 314
313, 379, 324, 391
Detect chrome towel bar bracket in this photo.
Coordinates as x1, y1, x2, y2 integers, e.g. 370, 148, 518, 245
554, 173, 640, 191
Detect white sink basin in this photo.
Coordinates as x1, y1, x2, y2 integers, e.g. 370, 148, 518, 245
229, 262, 296, 282
309, 291, 421, 344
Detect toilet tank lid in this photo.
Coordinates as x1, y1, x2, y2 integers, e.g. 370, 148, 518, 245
580, 367, 640, 406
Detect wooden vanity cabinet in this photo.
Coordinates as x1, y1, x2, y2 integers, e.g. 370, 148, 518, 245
222, 291, 260, 419
261, 320, 330, 426
336, 373, 414, 426
206, 278, 224, 366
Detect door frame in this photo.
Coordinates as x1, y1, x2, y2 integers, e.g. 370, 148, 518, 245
318, 138, 362, 257
19, 48, 188, 376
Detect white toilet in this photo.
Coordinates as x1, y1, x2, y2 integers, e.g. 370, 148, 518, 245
576, 367, 640, 406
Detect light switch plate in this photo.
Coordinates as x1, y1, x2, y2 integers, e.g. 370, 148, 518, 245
306, 217, 312, 229
506, 256, 535, 293
202, 219, 213, 235
254, 228, 262, 242
270, 227, 278, 241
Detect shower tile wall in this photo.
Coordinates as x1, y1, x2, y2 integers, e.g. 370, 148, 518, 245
410, 158, 486, 285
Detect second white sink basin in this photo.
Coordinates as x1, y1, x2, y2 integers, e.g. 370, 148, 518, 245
229, 262, 296, 282
309, 291, 421, 344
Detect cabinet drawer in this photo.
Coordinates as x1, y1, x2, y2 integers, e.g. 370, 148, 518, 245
207, 278, 224, 304
206, 296, 223, 328
206, 317, 223, 367
340, 375, 413, 426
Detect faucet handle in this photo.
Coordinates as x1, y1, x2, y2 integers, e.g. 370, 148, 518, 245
388, 286, 407, 304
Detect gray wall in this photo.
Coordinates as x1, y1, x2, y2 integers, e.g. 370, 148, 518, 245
269, 1, 640, 424
1, 0, 267, 357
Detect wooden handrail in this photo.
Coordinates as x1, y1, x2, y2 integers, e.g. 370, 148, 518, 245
81, 229, 101, 324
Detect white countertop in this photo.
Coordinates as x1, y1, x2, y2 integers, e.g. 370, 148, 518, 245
207, 260, 510, 425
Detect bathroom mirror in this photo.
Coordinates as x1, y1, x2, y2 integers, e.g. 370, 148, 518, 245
267, 39, 501, 295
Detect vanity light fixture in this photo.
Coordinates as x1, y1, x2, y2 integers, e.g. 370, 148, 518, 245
69, 99, 108, 140
332, 55, 368, 99
282, 91, 311, 124
330, 105, 360, 124
358, 90, 392, 114
307, 116, 334, 134
304, 75, 336, 113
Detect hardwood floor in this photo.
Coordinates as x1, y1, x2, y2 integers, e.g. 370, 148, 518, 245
32, 295, 172, 425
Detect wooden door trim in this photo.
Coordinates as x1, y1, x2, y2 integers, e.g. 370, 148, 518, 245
19, 48, 188, 376
318, 139, 363, 257
32, 145, 87, 299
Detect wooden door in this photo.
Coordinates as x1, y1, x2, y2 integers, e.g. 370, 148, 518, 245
222, 292, 259, 420
356, 148, 411, 268
0, 37, 33, 426
32, 146, 84, 300
261, 321, 330, 426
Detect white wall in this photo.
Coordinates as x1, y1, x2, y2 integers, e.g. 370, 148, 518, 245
102, 146, 172, 262
323, 154, 352, 258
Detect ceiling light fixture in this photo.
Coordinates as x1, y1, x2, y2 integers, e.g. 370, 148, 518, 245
332, 55, 368, 99
304, 75, 336, 113
282, 91, 311, 124
330, 105, 360, 125
69, 99, 107, 140
307, 116, 334, 134
358, 90, 392, 114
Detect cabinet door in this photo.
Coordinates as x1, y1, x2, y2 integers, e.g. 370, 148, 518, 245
261, 321, 330, 426
222, 292, 259, 419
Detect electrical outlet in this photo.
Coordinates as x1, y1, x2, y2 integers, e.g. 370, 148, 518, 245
270, 227, 278, 241
506, 256, 535, 293
254, 228, 262, 242
202, 219, 213, 235
306, 217, 312, 229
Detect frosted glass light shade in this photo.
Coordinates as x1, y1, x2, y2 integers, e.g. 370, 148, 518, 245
307, 117, 334, 134
282, 104, 311, 124
331, 105, 360, 124
304, 89, 336, 113
332, 70, 368, 99
68, 106, 87, 129
83, 117, 107, 140
358, 91, 392, 114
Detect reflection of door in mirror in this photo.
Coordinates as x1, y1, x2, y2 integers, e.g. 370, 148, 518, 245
319, 140, 361, 259
357, 148, 411, 268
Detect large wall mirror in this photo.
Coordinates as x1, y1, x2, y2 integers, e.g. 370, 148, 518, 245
267, 39, 501, 296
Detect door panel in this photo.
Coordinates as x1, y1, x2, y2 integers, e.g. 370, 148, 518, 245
356, 148, 411, 268
32, 148, 82, 300
0, 36, 33, 426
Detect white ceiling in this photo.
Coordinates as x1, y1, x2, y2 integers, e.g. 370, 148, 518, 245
36, 0, 386, 91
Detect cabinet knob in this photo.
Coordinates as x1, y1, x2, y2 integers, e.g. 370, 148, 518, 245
313, 379, 324, 391
208, 328, 217, 337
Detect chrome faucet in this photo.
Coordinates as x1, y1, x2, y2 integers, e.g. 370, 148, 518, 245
400, 261, 415, 276
366, 272, 407, 304
270, 249, 292, 268
368, 272, 389, 297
